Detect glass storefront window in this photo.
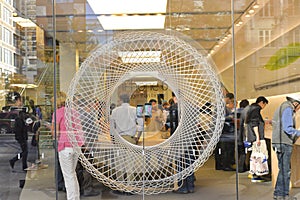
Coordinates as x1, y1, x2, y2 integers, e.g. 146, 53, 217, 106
1, 0, 300, 199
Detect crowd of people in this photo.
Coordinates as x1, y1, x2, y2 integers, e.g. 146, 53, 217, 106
6, 90, 300, 200
218, 92, 300, 199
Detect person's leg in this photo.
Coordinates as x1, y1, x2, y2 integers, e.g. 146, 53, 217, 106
20, 141, 28, 170
9, 153, 19, 169
238, 144, 246, 172
223, 140, 234, 171
57, 156, 65, 190
75, 162, 84, 194
186, 173, 195, 193
82, 169, 92, 192
176, 178, 188, 193
59, 148, 80, 200
281, 145, 292, 197
274, 144, 292, 198
176, 151, 191, 193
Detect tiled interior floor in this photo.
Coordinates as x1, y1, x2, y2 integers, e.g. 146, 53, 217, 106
18, 148, 300, 200
2, 138, 300, 200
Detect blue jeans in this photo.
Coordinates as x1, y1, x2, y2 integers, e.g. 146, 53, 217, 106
273, 143, 293, 197
177, 149, 195, 192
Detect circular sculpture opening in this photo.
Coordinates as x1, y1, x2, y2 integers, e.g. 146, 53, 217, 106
65, 31, 225, 195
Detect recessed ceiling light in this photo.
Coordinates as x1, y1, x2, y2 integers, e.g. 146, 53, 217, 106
99, 15, 166, 30
253, 4, 259, 9
249, 9, 255, 14
87, 0, 167, 30
118, 51, 161, 63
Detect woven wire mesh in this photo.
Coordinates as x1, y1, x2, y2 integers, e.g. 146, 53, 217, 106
65, 31, 225, 195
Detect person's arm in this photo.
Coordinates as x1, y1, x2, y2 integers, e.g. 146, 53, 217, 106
249, 107, 261, 145
253, 126, 260, 145
51, 122, 60, 139
282, 107, 300, 136
51, 112, 60, 139
14, 118, 22, 141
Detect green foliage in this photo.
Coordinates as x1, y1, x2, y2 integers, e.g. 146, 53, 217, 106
264, 43, 300, 70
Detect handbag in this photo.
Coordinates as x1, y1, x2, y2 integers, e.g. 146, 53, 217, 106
249, 140, 269, 176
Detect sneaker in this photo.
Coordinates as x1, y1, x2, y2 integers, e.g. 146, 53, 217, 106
173, 190, 188, 194
248, 174, 253, 179
274, 196, 297, 200
251, 176, 266, 183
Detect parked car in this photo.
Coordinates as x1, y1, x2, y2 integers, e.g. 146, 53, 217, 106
0, 111, 18, 134
0, 109, 36, 134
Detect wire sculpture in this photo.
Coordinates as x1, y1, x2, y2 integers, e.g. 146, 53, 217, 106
65, 31, 225, 195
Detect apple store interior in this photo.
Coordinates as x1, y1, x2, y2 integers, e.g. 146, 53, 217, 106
1, 0, 300, 199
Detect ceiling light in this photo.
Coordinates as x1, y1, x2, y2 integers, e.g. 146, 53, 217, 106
87, 0, 167, 30
135, 81, 158, 86
118, 51, 161, 63
245, 14, 251, 18
99, 15, 166, 30
10, 83, 38, 88
248, 9, 255, 14
253, 4, 259, 9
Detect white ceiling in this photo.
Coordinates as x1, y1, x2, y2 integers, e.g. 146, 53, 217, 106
34, 0, 300, 99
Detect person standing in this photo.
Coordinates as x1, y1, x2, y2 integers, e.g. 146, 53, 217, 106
147, 99, 164, 132
272, 94, 300, 200
110, 94, 140, 195
111, 94, 138, 144
51, 91, 84, 200
237, 99, 250, 173
246, 96, 269, 182
169, 93, 178, 136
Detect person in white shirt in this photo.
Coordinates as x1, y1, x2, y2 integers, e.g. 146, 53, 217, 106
111, 94, 137, 144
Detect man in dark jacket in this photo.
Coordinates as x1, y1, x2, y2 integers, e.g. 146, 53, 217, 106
9, 110, 28, 171
246, 96, 268, 182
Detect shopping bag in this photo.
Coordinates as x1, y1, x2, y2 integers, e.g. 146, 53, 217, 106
249, 151, 269, 176
249, 140, 269, 176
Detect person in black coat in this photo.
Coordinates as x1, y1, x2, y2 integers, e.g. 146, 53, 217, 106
9, 111, 28, 171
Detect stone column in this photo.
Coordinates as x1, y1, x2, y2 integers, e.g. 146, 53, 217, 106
59, 43, 79, 93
